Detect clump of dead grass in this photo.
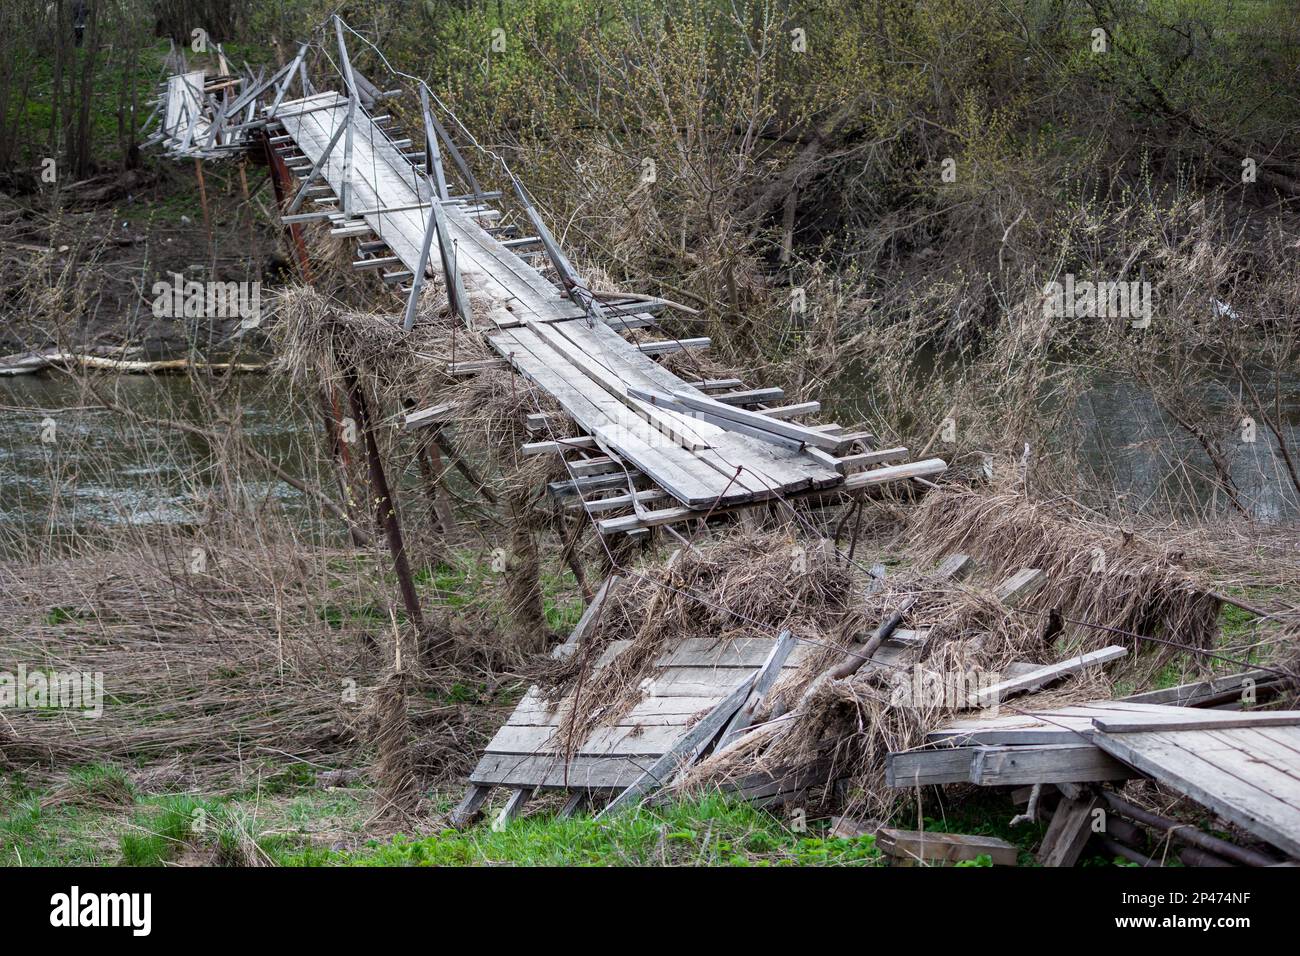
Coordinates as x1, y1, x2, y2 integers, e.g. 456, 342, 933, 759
907, 488, 1222, 679
0, 528, 507, 794
543, 531, 855, 758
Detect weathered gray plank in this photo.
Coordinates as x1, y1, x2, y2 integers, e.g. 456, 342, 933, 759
447, 785, 491, 829
655, 636, 808, 669
1091, 710, 1300, 734
485, 722, 693, 757
598, 676, 756, 816
969, 646, 1128, 708
551, 574, 619, 660
1038, 793, 1104, 867
1121, 670, 1280, 708
969, 743, 1139, 785
885, 748, 976, 787
716, 631, 798, 751
878, 828, 1018, 866
1092, 728, 1300, 859
993, 567, 1047, 606
468, 753, 648, 789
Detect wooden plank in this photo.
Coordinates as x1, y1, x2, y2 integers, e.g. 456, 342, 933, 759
577, 488, 669, 514
969, 646, 1128, 708
495, 328, 733, 506
840, 458, 948, 491
926, 701, 1280, 747
756, 401, 821, 420
1207, 728, 1300, 785
549, 473, 643, 499
598, 676, 756, 816
527, 320, 717, 451
468, 753, 648, 789
886, 748, 976, 787
551, 574, 619, 660
644, 667, 759, 698
1091, 711, 1300, 734
507, 689, 722, 723
716, 631, 798, 751
1038, 794, 1104, 867
969, 743, 1140, 785
712, 387, 784, 406
521, 435, 598, 456
928, 720, 1093, 747
557, 791, 589, 819
1121, 670, 1279, 707
837, 447, 909, 471
492, 787, 533, 830
993, 567, 1047, 606
495, 330, 728, 507
485, 719, 697, 756
655, 636, 807, 669
595, 458, 946, 534
553, 319, 839, 496
1092, 729, 1300, 858
629, 386, 850, 453
934, 553, 975, 581
403, 402, 453, 429
535, 320, 798, 499
634, 338, 710, 355
877, 828, 1018, 867
447, 785, 491, 829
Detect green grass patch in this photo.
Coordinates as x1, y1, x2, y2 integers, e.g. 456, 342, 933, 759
44, 606, 81, 626
326, 794, 882, 867
414, 548, 585, 637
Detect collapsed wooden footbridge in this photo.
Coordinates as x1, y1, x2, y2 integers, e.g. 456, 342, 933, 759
141, 21, 1300, 867
144, 19, 945, 542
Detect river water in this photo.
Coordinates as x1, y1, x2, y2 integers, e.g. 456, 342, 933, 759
0, 373, 322, 549
1, 366, 1296, 550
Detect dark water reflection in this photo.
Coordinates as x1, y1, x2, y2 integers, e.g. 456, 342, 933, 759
2, 360, 1297, 554
831, 364, 1299, 523
0, 372, 324, 551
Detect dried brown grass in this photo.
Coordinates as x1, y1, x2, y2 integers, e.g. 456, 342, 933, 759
545, 532, 854, 756
0, 529, 505, 793
907, 488, 1223, 679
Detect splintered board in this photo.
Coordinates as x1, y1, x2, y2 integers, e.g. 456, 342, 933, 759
467, 636, 811, 791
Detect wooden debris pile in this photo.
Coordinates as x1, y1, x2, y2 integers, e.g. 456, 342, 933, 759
457, 521, 1299, 866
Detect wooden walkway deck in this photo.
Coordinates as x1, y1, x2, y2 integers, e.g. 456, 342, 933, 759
472, 636, 810, 790
263, 89, 944, 517
1094, 724, 1300, 859
145, 32, 946, 530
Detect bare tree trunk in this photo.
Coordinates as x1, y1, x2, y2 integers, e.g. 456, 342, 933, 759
73, 1, 99, 178
51, 0, 66, 163
341, 364, 425, 630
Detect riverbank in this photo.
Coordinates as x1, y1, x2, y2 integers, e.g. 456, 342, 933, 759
0, 169, 285, 359
2, 497, 1293, 866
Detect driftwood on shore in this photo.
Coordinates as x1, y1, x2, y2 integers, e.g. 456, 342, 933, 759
0, 349, 266, 376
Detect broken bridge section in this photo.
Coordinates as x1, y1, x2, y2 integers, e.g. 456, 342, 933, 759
145, 16, 947, 533
259, 83, 944, 523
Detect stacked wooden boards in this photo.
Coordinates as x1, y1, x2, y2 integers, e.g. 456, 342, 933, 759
890, 700, 1300, 860
160, 71, 212, 154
